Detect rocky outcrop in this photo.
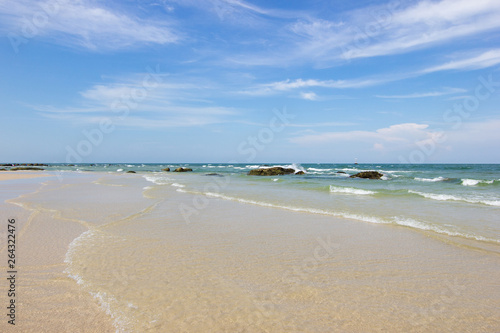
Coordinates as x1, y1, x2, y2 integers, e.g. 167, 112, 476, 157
10, 167, 45, 171
0, 163, 48, 167
173, 167, 193, 172
350, 171, 383, 179
295, 171, 305, 175
162, 168, 170, 172
248, 167, 296, 176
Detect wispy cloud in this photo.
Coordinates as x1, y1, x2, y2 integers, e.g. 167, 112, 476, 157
290, 123, 438, 150
240, 77, 384, 96
376, 87, 466, 99
0, 0, 179, 50
421, 49, 500, 73
299, 92, 318, 101
233, 0, 500, 67
35, 73, 238, 128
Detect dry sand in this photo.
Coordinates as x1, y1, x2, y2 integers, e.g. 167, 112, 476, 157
0, 172, 54, 181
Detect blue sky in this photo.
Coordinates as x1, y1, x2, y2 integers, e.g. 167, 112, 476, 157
1, 0, 500, 163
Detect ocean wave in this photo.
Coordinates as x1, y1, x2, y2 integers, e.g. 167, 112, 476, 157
408, 190, 500, 206
329, 185, 376, 195
338, 168, 360, 172
307, 167, 333, 172
194, 190, 500, 243
143, 175, 171, 185
461, 178, 498, 186
414, 176, 447, 182
393, 217, 500, 243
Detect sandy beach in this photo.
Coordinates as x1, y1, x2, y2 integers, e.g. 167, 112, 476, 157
1, 171, 499, 332
0, 172, 54, 181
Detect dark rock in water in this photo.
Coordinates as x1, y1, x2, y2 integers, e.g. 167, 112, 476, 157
162, 168, 170, 172
126, 171, 136, 173
174, 167, 193, 172
336, 171, 346, 174
205, 173, 223, 176
67, 164, 75, 167
10, 167, 44, 171
295, 171, 305, 175
0, 168, 6, 171
248, 167, 296, 176
350, 171, 383, 179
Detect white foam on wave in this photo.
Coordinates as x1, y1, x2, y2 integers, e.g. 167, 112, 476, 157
461, 178, 496, 186
116, 169, 123, 172
307, 167, 333, 172
415, 177, 447, 182
65, 230, 134, 332
394, 217, 500, 243
329, 185, 376, 195
171, 183, 185, 188
339, 168, 360, 172
143, 175, 172, 185
408, 190, 500, 206
182, 189, 499, 244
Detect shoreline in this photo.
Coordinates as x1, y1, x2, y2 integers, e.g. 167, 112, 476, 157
1, 171, 499, 332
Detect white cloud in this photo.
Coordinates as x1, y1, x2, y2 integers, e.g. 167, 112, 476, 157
376, 87, 466, 99
421, 49, 500, 73
275, 0, 500, 65
240, 77, 384, 96
299, 92, 318, 100
35, 73, 237, 128
290, 123, 435, 149
0, 0, 178, 50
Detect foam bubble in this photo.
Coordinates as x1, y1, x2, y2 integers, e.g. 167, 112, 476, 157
329, 185, 376, 195
415, 177, 447, 182
408, 190, 500, 206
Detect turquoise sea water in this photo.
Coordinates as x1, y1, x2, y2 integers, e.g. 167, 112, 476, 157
17, 163, 500, 246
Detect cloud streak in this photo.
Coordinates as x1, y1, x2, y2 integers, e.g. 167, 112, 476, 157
0, 0, 179, 50
376, 87, 466, 99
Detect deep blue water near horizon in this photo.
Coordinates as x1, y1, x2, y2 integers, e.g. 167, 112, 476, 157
11, 162, 500, 249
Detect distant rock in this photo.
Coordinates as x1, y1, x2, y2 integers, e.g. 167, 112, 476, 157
67, 164, 75, 167
248, 167, 296, 176
126, 171, 136, 173
205, 173, 223, 176
1, 163, 48, 167
350, 171, 383, 179
295, 171, 305, 175
10, 167, 44, 171
162, 168, 170, 172
336, 171, 346, 174
173, 167, 193, 172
